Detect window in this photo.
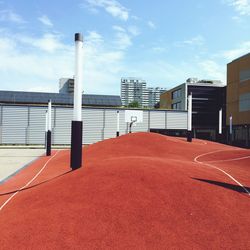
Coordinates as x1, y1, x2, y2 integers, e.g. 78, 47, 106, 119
239, 92, 250, 111
172, 102, 182, 110
172, 89, 181, 99
240, 69, 250, 82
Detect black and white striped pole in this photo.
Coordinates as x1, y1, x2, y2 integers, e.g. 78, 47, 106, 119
46, 100, 52, 156
116, 110, 120, 137
218, 108, 222, 142
70, 33, 83, 170
229, 114, 233, 145
187, 93, 192, 142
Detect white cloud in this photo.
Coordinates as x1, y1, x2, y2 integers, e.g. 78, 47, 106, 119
183, 35, 205, 46
219, 41, 250, 61
147, 20, 156, 29
112, 25, 132, 50
198, 60, 226, 82
0, 29, 126, 94
17, 33, 69, 53
128, 26, 140, 36
225, 0, 250, 16
38, 15, 53, 27
112, 25, 126, 33
175, 35, 205, 47
152, 47, 167, 53
0, 9, 26, 24
84, 0, 129, 21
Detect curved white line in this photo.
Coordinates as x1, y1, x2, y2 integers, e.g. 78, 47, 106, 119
0, 150, 60, 212
194, 150, 250, 196
206, 155, 250, 163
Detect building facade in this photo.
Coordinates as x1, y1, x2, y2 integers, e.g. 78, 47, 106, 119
227, 53, 250, 147
146, 87, 167, 108
59, 78, 74, 94
121, 77, 166, 108
121, 77, 147, 107
160, 78, 226, 140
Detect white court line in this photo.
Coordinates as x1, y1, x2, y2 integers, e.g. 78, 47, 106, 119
194, 150, 250, 196
0, 150, 60, 212
206, 155, 250, 163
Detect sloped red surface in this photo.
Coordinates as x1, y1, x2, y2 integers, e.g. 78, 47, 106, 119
0, 132, 249, 249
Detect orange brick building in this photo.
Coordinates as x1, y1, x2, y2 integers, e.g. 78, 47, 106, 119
227, 53, 250, 147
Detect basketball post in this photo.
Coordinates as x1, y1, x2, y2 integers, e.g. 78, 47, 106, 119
116, 110, 120, 137
187, 94, 192, 142
129, 116, 137, 133
70, 33, 83, 170
46, 100, 52, 156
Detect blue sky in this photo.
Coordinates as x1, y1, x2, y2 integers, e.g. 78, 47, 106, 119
0, 0, 250, 95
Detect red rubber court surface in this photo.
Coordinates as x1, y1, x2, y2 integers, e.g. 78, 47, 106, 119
0, 132, 249, 249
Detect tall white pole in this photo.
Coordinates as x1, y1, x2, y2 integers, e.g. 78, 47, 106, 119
48, 100, 52, 131
73, 34, 83, 122
219, 108, 222, 134
187, 93, 192, 142
70, 33, 83, 170
116, 111, 120, 137
46, 100, 52, 156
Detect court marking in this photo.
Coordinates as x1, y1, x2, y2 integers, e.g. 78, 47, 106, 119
194, 150, 250, 196
205, 155, 250, 163
0, 150, 60, 212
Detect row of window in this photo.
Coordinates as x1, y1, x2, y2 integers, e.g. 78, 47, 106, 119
240, 69, 250, 82
239, 92, 250, 112
172, 89, 182, 99
171, 102, 182, 110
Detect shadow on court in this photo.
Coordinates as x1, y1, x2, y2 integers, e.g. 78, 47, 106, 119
0, 170, 71, 196
192, 177, 250, 194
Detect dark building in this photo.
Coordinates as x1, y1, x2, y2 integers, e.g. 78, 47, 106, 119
187, 84, 226, 140
0, 90, 122, 107
160, 78, 226, 141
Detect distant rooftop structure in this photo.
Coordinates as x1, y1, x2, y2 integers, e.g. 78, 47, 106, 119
59, 78, 74, 94
186, 78, 225, 87
0, 90, 122, 107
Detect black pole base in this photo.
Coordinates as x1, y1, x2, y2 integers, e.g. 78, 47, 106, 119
46, 130, 51, 156
187, 130, 192, 142
116, 131, 120, 137
45, 131, 47, 149
217, 134, 223, 143
70, 121, 83, 170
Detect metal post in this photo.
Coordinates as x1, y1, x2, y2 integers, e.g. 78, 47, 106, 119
116, 110, 120, 137
45, 111, 48, 149
187, 94, 192, 142
245, 125, 249, 148
229, 115, 233, 145
218, 108, 222, 142
70, 33, 83, 170
46, 100, 52, 156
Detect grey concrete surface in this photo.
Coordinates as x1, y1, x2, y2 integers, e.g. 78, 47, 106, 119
0, 149, 45, 183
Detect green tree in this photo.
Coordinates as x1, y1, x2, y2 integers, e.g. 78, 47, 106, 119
128, 101, 140, 108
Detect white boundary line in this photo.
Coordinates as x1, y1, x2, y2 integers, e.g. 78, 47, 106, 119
0, 150, 60, 212
194, 150, 250, 196
206, 155, 250, 163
